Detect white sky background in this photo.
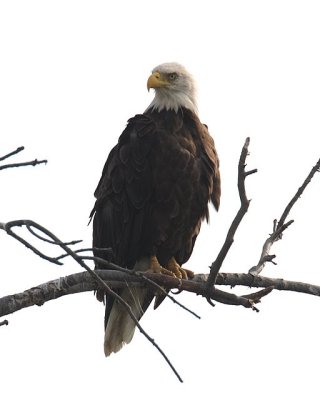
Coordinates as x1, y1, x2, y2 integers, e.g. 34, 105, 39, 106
1, 0, 320, 398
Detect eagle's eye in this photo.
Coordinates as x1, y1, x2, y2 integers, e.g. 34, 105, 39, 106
168, 73, 178, 81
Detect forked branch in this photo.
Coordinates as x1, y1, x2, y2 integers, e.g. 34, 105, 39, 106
205, 137, 257, 302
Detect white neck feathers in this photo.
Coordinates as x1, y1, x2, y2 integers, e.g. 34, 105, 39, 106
146, 89, 198, 114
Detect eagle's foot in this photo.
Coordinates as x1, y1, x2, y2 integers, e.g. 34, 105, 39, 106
147, 256, 175, 276
166, 258, 194, 280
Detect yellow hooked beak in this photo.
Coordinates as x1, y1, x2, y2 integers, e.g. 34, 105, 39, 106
147, 72, 169, 91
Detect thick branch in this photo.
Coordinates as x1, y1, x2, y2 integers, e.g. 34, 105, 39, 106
5, 270, 320, 319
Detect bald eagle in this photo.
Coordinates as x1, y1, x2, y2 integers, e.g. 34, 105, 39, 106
91, 63, 221, 356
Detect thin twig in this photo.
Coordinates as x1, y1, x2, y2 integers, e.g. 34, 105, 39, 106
26, 224, 82, 246
0, 146, 24, 162
249, 220, 294, 275
0, 146, 47, 170
56, 247, 112, 261
277, 157, 320, 230
0, 319, 9, 327
0, 159, 47, 171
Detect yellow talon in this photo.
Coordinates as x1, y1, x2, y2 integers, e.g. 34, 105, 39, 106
147, 256, 194, 280
166, 258, 194, 280
148, 256, 175, 276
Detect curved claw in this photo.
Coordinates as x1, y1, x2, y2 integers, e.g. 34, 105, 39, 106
182, 267, 195, 279
147, 256, 175, 276
166, 258, 194, 280
171, 279, 183, 294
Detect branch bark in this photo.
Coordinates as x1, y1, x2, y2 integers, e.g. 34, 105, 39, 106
2, 270, 320, 319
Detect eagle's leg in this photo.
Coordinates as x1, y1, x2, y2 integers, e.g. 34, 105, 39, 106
147, 255, 175, 276
166, 257, 195, 280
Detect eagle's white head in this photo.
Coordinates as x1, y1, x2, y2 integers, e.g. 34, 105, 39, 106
146, 62, 198, 114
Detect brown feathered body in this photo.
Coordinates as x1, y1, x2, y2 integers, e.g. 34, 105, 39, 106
91, 107, 220, 355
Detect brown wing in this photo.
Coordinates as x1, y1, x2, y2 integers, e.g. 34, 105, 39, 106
171, 117, 220, 265
199, 122, 221, 213
91, 114, 156, 270
175, 114, 220, 264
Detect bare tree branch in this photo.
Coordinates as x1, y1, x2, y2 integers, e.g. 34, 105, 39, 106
0, 159, 47, 171
205, 137, 257, 300
249, 156, 320, 275
4, 270, 320, 320
26, 224, 82, 246
55, 247, 112, 261
0, 220, 63, 265
277, 157, 320, 229
0, 146, 47, 170
249, 220, 293, 275
0, 271, 259, 317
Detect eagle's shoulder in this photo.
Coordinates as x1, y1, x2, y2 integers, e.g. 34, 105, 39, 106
120, 113, 157, 142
